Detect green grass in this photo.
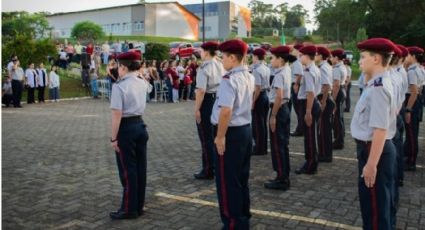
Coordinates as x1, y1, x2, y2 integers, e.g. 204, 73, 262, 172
59, 35, 195, 45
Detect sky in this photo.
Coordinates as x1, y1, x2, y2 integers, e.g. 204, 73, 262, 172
2, 0, 316, 30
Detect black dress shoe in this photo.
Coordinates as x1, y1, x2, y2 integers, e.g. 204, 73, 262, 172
398, 180, 404, 187
295, 167, 317, 175
194, 172, 214, 180
290, 131, 303, 137
264, 179, 290, 190
14, 105, 23, 108
343, 109, 350, 113
138, 210, 144, 216
109, 210, 139, 220
318, 157, 332, 163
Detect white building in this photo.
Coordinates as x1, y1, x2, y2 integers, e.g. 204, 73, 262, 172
47, 2, 200, 40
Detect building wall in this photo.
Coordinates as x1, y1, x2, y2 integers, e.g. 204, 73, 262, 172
47, 7, 133, 38
131, 5, 147, 36
46, 3, 199, 40
154, 3, 199, 40
184, 1, 251, 40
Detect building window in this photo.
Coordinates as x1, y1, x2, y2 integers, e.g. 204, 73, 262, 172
200, 26, 211, 32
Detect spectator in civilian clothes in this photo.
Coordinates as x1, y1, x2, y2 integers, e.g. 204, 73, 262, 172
10, 60, 24, 108
113, 40, 122, 56
65, 43, 75, 63
25, 63, 38, 104
59, 49, 68, 69
2, 78, 14, 107
176, 60, 186, 100
122, 40, 129, 53
89, 68, 99, 99
80, 48, 91, 87
107, 59, 119, 98
49, 65, 60, 102
86, 42, 94, 56
36, 63, 48, 103
102, 41, 110, 64
7, 55, 18, 80
165, 60, 178, 103
187, 58, 198, 100
74, 41, 83, 63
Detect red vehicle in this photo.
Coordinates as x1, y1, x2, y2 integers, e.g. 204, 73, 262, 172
192, 42, 203, 58
169, 42, 195, 60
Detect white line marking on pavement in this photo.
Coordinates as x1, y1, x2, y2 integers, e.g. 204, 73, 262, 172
155, 192, 362, 230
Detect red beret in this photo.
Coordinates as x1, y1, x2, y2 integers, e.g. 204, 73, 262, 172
270, 46, 291, 56
299, 45, 317, 56
356, 38, 396, 53
393, 45, 402, 57
407, 46, 424, 55
117, 51, 141, 61
201, 41, 219, 51
316, 46, 331, 58
252, 48, 266, 58
293, 44, 304, 50
218, 39, 248, 55
331, 49, 345, 58
396, 45, 408, 57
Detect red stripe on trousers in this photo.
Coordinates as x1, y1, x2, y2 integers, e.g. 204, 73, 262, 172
307, 124, 314, 171
199, 124, 210, 173
370, 186, 379, 230
272, 131, 283, 178
219, 155, 230, 218
118, 151, 129, 213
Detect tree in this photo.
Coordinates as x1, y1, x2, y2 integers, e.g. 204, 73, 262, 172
2, 34, 56, 68
284, 4, 309, 28
314, 0, 367, 47
71, 21, 105, 42
2, 11, 52, 42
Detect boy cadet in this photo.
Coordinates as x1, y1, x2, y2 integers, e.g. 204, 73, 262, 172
290, 44, 305, 136
194, 41, 225, 180
211, 39, 255, 229
295, 45, 322, 175
351, 38, 398, 230
264, 46, 295, 190
403, 46, 424, 171
251, 48, 270, 155
330, 49, 348, 150
315, 46, 335, 162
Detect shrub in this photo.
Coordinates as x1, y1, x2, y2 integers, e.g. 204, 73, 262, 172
144, 43, 169, 61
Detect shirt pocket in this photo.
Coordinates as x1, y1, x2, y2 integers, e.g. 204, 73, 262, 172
355, 102, 368, 126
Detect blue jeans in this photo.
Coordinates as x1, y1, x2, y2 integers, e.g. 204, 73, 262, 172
49, 87, 60, 100
91, 79, 98, 97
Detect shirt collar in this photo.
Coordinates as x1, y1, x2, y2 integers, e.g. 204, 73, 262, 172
120, 71, 138, 81
365, 71, 386, 87
228, 65, 247, 74
408, 63, 418, 70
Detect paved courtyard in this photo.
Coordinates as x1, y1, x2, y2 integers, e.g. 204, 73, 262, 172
2, 88, 425, 230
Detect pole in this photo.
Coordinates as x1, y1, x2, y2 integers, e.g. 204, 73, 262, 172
202, 0, 205, 43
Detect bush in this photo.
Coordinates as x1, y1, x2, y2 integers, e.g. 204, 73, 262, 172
144, 43, 169, 61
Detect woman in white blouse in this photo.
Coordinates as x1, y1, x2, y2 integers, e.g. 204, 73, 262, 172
49, 65, 60, 102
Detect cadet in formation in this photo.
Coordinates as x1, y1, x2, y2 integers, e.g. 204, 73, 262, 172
194, 41, 224, 180
251, 48, 270, 156
109, 52, 152, 220
351, 38, 398, 230
295, 45, 321, 175
315, 46, 335, 162
264, 45, 295, 190
211, 39, 254, 229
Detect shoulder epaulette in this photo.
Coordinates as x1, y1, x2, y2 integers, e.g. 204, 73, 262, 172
373, 77, 383, 87
305, 68, 310, 72
222, 74, 230, 79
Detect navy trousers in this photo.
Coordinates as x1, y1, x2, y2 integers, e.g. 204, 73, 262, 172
299, 99, 321, 172
317, 95, 335, 161
356, 140, 396, 230
344, 82, 351, 112
333, 88, 346, 146
252, 91, 269, 155
116, 118, 149, 214
293, 87, 303, 134
214, 125, 252, 230
196, 93, 216, 176
403, 95, 420, 168
269, 103, 291, 180
11, 80, 23, 107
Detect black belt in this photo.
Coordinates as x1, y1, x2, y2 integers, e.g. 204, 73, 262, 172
355, 139, 372, 146
270, 99, 289, 108
205, 93, 216, 99
121, 116, 143, 123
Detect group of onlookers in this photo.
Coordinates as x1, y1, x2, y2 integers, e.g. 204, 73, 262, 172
2, 55, 61, 108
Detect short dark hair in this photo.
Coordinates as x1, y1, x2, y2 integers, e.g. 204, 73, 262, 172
367, 50, 392, 67
224, 52, 244, 62
120, 60, 141, 71
412, 53, 424, 63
